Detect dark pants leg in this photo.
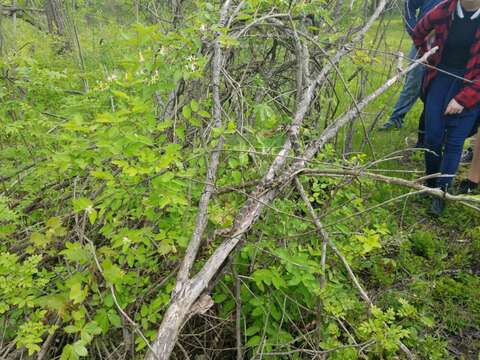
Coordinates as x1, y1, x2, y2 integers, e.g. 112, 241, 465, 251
415, 108, 426, 147
425, 72, 478, 189
439, 114, 478, 188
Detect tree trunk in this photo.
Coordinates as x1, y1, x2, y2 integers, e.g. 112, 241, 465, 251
44, 0, 67, 36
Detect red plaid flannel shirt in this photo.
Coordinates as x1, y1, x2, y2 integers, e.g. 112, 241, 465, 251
412, 0, 480, 108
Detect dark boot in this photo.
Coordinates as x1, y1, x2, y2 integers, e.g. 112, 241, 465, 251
429, 197, 445, 216
429, 184, 448, 216
457, 179, 478, 194
460, 147, 474, 163
425, 178, 436, 188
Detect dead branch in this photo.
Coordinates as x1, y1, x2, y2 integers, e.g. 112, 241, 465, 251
145, 2, 390, 359
173, 0, 232, 297
142, 3, 439, 360
300, 168, 480, 207
145, 1, 233, 358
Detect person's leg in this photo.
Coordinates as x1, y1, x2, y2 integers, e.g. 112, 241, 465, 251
380, 45, 424, 129
424, 92, 448, 215
438, 111, 477, 190
424, 78, 446, 187
415, 106, 426, 148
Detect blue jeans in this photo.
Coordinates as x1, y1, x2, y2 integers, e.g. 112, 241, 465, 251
387, 45, 425, 126
424, 67, 478, 189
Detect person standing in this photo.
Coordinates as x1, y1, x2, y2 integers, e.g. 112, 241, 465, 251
412, 0, 480, 214
379, 0, 441, 132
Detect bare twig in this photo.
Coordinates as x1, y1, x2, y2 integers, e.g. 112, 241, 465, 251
144, 4, 433, 360
300, 167, 480, 207
294, 176, 414, 358
173, 0, 232, 292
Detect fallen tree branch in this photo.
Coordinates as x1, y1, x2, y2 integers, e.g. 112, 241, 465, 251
173, 0, 232, 295
145, 4, 436, 360
146, 1, 233, 358
299, 168, 480, 206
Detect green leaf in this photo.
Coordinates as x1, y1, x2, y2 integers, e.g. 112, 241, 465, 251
188, 117, 202, 127
61, 344, 79, 360
30, 232, 49, 248
35, 294, 69, 314
64, 325, 79, 334
46, 217, 62, 229
182, 105, 191, 119
69, 282, 88, 304
190, 99, 199, 112
90, 170, 114, 180
246, 335, 261, 347
111, 90, 129, 100
108, 309, 122, 327
72, 198, 93, 213
60, 242, 91, 265
94, 310, 109, 334
254, 103, 278, 129
245, 325, 260, 336
198, 110, 211, 118
271, 273, 286, 289
88, 209, 97, 225
102, 259, 125, 285
72, 340, 88, 357
83, 321, 102, 335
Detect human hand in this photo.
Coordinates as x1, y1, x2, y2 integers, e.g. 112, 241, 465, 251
444, 99, 464, 115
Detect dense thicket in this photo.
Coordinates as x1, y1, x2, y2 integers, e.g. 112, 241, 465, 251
1, 1, 480, 359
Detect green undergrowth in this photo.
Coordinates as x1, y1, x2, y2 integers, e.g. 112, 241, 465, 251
1, 2, 480, 360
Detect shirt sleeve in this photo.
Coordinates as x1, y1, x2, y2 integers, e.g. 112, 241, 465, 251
411, 5, 438, 49
455, 74, 480, 109
454, 86, 480, 108
405, 0, 422, 36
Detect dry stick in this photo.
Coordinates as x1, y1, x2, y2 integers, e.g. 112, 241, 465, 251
290, 14, 310, 155
300, 168, 480, 206
294, 178, 371, 306
260, 339, 375, 357
0, 341, 16, 359
146, 3, 392, 359
275, 23, 377, 159
232, 264, 243, 360
71, 18, 88, 92
227, 0, 246, 28
294, 177, 415, 359
12, 0, 16, 52
192, 45, 437, 359
274, 46, 439, 191
145, 1, 232, 359
173, 0, 232, 294
249, 0, 388, 188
